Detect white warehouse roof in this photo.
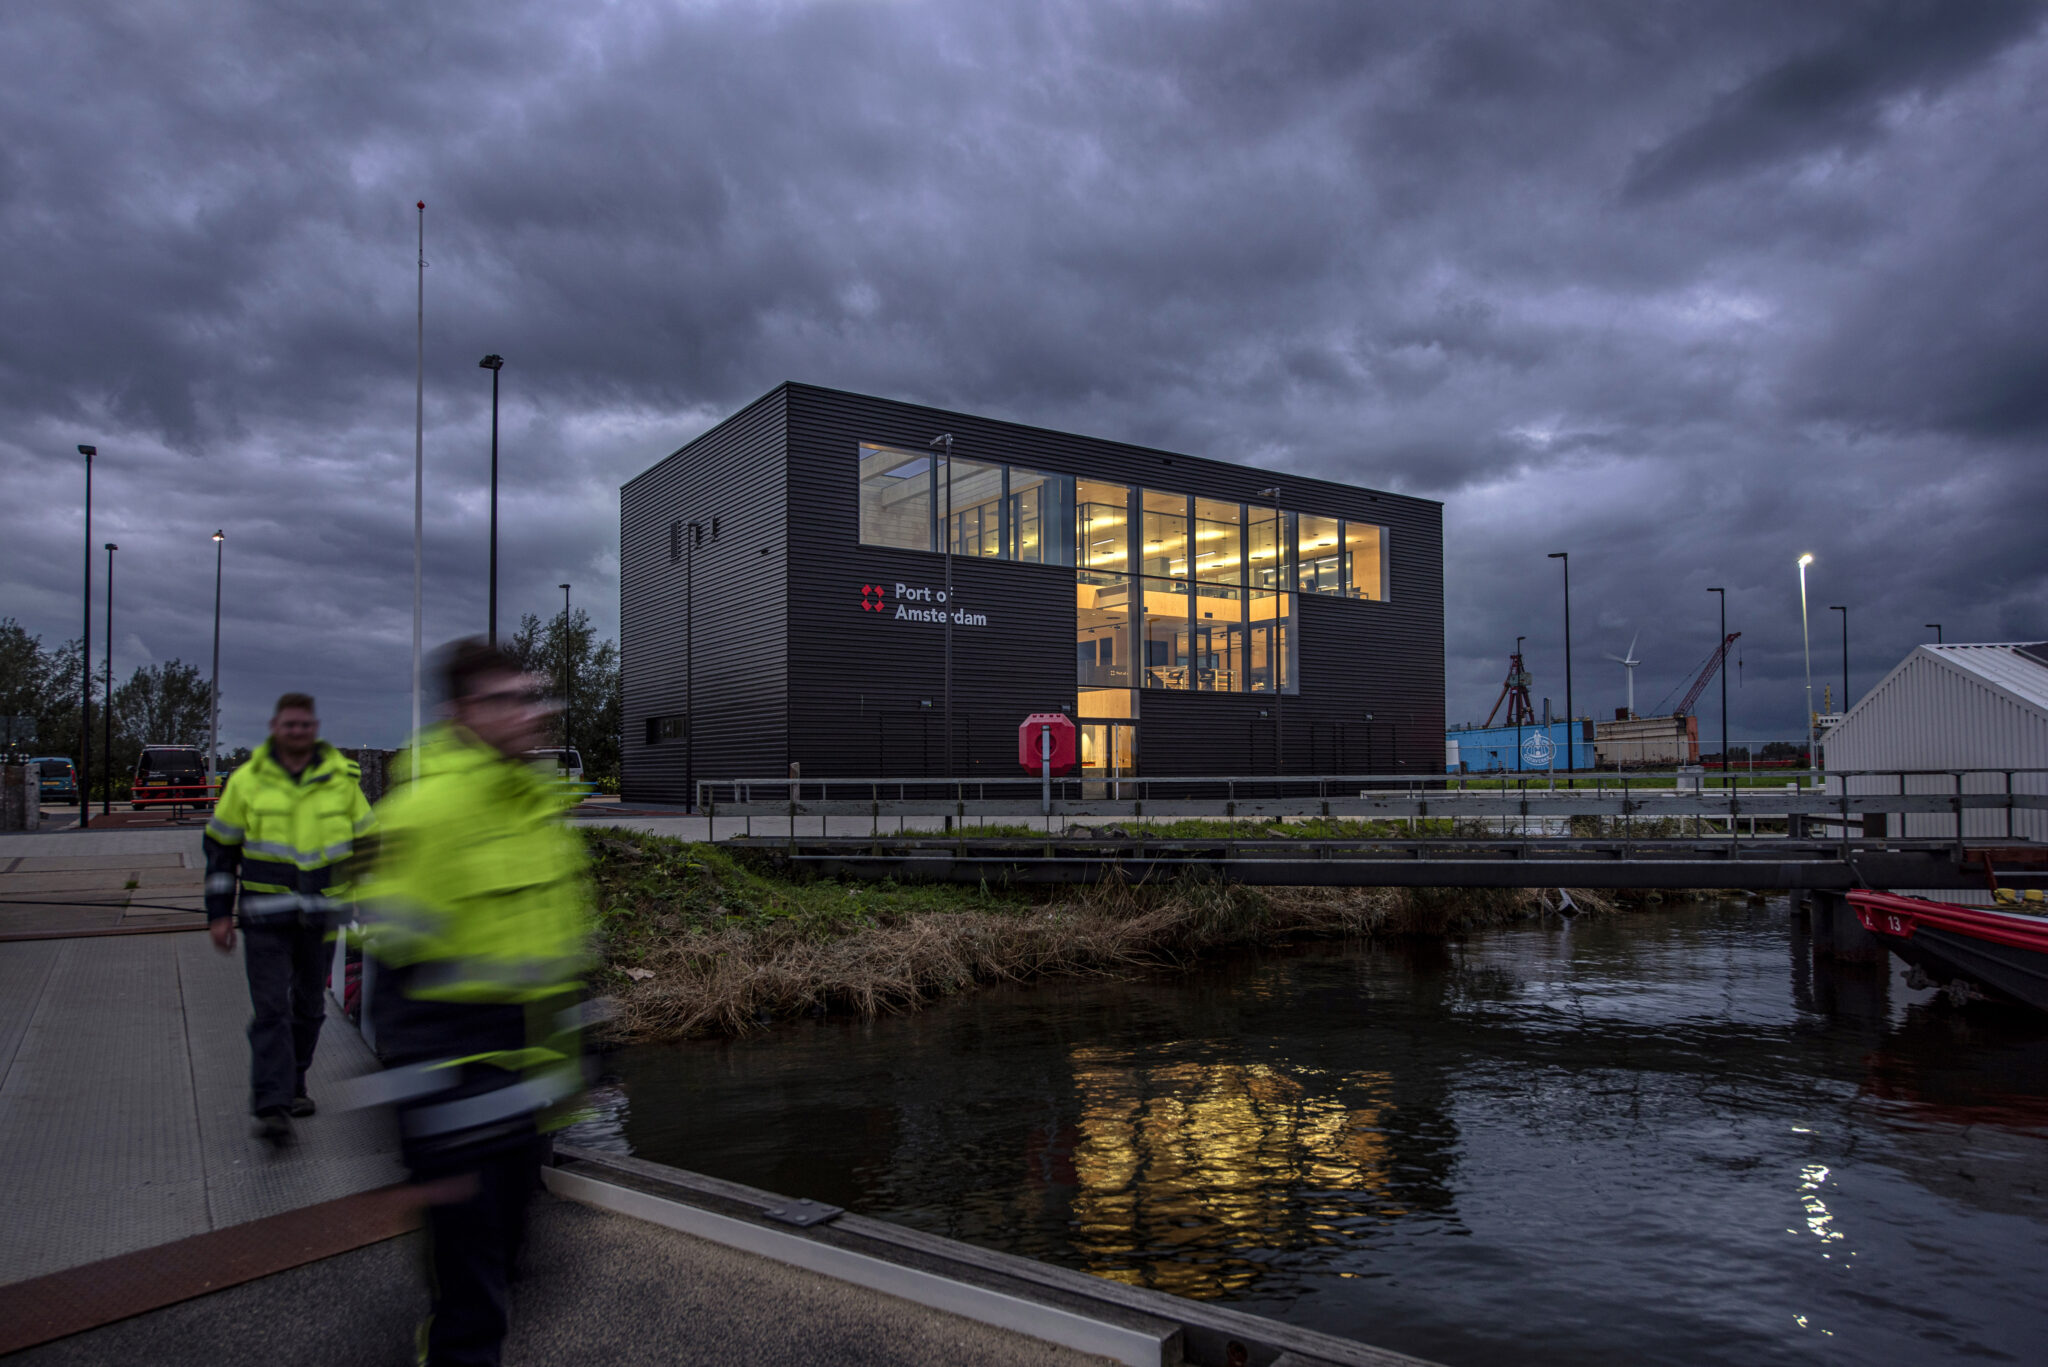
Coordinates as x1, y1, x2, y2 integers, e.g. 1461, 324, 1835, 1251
1825, 643, 2048, 895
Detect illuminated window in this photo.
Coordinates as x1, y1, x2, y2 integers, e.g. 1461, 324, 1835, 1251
1077, 480, 1130, 572
939, 457, 1004, 558
1296, 513, 1341, 595
1077, 574, 1133, 689
1141, 578, 1192, 690
1191, 578, 1243, 692
1248, 590, 1297, 694
1248, 506, 1291, 590
1077, 687, 1137, 719
858, 443, 934, 550
1342, 522, 1386, 600
1008, 469, 1075, 566
1193, 498, 1242, 586
1140, 490, 1189, 579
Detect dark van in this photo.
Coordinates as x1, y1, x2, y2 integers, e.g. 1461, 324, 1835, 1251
32, 757, 78, 805
133, 745, 211, 809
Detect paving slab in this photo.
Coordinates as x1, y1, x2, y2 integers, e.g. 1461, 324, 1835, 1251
8, 855, 190, 873
0, 932, 402, 1285
0, 937, 210, 1283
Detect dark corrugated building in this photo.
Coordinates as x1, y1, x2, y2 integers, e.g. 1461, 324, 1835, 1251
620, 383, 1444, 804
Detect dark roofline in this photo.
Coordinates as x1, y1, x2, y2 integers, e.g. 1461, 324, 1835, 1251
625, 381, 1441, 510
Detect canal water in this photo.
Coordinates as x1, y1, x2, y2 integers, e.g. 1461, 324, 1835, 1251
587, 900, 2048, 1365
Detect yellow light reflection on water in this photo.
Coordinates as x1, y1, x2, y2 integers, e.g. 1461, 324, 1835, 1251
1066, 1048, 1398, 1298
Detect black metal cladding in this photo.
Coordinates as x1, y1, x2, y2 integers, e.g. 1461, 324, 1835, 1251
621, 383, 1445, 803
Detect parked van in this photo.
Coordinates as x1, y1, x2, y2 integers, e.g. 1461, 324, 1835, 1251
32, 757, 77, 805
132, 745, 211, 809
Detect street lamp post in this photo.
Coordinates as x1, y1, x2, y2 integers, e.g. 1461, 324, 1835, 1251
411, 200, 425, 782
480, 355, 504, 646
1797, 553, 1815, 768
208, 531, 224, 794
1707, 587, 1727, 775
1548, 552, 1572, 769
1926, 623, 1943, 644
1829, 605, 1848, 718
102, 543, 117, 819
929, 434, 954, 780
78, 444, 95, 828
559, 584, 572, 768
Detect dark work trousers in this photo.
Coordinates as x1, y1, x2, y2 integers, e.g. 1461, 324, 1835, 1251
420, 1134, 547, 1367
241, 920, 329, 1114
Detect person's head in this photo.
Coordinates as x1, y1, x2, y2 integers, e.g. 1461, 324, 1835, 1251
269, 693, 319, 760
439, 638, 551, 757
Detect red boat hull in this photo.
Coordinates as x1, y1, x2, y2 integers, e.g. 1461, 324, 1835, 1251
1850, 890, 2048, 1012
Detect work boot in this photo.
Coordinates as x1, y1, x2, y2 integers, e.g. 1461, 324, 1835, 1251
252, 1109, 293, 1145
289, 1093, 317, 1118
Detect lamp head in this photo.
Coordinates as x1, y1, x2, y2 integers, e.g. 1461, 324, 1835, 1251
77, 444, 96, 457
1797, 553, 1814, 567
928, 433, 953, 450
1829, 604, 1845, 612
1548, 551, 1566, 560
212, 530, 224, 543
479, 354, 504, 371
105, 542, 116, 551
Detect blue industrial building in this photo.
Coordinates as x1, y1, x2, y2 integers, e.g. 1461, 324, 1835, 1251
1446, 721, 1595, 773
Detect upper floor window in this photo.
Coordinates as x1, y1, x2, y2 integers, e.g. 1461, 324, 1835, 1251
858, 443, 934, 551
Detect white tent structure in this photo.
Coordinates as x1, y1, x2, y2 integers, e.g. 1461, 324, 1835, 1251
1825, 643, 2048, 901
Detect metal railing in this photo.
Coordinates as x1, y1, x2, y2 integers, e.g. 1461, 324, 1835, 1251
693, 767, 2048, 831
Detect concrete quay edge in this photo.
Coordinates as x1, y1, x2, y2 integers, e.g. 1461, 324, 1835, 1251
548, 1143, 1440, 1367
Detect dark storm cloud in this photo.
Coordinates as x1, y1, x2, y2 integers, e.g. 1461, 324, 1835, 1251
3, 0, 2045, 749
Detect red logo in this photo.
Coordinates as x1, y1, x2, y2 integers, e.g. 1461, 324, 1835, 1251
860, 583, 886, 612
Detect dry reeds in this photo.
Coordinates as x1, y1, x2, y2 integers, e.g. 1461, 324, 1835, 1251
604, 873, 1614, 1043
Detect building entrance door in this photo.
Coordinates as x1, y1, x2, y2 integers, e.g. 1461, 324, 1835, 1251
1080, 722, 1137, 797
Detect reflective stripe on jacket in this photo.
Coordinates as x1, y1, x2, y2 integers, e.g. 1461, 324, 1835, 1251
202, 741, 374, 922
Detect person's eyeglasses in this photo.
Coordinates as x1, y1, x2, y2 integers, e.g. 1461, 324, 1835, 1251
471, 687, 552, 706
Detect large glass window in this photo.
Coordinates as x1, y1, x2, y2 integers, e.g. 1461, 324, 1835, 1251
1141, 578, 1191, 690
1008, 469, 1074, 566
1247, 506, 1291, 590
1342, 521, 1385, 600
1296, 513, 1342, 595
1077, 574, 1133, 689
1193, 498, 1242, 586
1140, 490, 1189, 579
939, 457, 1005, 559
1077, 480, 1130, 573
1248, 590, 1297, 694
1191, 578, 1243, 692
858, 443, 934, 550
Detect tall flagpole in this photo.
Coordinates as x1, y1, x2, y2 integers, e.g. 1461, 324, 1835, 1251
412, 201, 425, 780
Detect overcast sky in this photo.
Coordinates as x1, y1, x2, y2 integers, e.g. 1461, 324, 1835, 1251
5, 0, 2045, 751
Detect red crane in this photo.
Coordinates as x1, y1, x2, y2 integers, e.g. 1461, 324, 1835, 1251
1675, 633, 1741, 717
1484, 645, 1537, 727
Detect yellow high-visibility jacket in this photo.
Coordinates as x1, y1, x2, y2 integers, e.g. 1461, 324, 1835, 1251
203, 741, 373, 923
357, 724, 593, 1147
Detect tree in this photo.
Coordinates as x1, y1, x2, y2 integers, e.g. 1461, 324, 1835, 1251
0, 619, 47, 750
114, 660, 213, 751
507, 609, 622, 782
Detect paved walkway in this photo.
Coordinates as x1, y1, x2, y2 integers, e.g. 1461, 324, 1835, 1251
0, 929, 402, 1284
12, 1195, 1116, 1367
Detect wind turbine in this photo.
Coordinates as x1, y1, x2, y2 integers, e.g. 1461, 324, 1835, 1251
1606, 631, 1642, 718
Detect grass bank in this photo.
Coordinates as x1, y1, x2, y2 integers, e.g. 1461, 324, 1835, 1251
583, 826, 1623, 1043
